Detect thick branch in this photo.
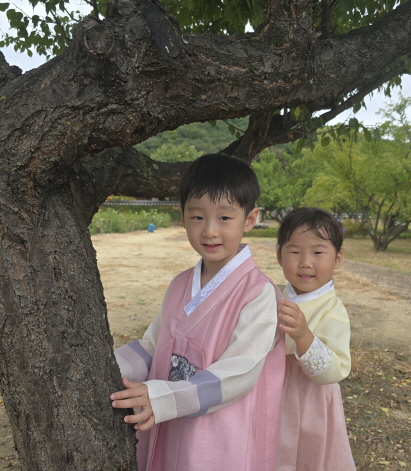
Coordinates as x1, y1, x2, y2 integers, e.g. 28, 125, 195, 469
71, 148, 188, 222
0, 51, 22, 89
1, 0, 411, 189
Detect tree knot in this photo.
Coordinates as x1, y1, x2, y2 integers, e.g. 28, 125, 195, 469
84, 23, 115, 59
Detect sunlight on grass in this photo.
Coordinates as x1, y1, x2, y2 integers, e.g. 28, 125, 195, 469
342, 237, 411, 274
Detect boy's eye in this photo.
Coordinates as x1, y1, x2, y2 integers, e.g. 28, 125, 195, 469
314, 252, 323, 255
220, 216, 231, 221
191, 216, 203, 221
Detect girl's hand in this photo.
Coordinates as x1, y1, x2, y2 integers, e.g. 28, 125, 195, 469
110, 377, 155, 431
278, 299, 314, 356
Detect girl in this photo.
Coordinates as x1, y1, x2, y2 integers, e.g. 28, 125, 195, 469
275, 207, 356, 470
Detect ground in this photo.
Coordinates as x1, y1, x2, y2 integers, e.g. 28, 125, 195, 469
1, 227, 410, 469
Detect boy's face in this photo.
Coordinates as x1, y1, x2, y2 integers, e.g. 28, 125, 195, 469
277, 225, 343, 295
182, 194, 258, 276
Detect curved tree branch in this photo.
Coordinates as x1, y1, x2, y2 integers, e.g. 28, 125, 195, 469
0, 0, 410, 190
0, 51, 22, 89
71, 148, 188, 223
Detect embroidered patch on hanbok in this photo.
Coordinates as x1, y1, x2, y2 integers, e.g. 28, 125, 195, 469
169, 354, 197, 381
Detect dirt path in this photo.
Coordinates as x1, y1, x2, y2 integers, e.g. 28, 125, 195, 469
1, 227, 410, 468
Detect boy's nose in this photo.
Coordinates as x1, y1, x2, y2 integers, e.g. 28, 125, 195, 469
202, 222, 219, 238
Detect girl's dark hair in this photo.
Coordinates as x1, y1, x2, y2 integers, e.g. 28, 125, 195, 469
277, 207, 343, 253
179, 153, 260, 215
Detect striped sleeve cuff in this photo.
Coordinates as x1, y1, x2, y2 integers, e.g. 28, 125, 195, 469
114, 340, 152, 383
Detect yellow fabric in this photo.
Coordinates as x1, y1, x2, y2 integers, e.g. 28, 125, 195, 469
283, 289, 351, 385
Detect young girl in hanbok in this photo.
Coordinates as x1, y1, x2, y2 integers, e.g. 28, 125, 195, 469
110, 153, 285, 471
275, 207, 356, 471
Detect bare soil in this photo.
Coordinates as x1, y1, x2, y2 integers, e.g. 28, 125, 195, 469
1, 227, 410, 470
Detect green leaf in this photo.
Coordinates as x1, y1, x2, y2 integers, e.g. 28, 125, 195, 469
294, 107, 301, 118
295, 138, 305, 153
321, 136, 331, 147
228, 124, 236, 136
0, 3, 9, 12
349, 117, 359, 129
363, 128, 372, 141
208, 120, 217, 128
235, 131, 241, 139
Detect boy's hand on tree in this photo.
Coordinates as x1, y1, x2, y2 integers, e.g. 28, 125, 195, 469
278, 299, 314, 356
110, 377, 155, 431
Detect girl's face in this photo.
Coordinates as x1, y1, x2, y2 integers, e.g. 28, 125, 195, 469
277, 226, 343, 295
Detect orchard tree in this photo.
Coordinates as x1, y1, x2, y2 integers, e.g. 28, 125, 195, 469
305, 125, 411, 250
1, 0, 411, 469
252, 145, 324, 218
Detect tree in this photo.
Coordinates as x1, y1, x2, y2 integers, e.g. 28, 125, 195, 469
1, 0, 411, 469
305, 127, 411, 250
252, 145, 324, 218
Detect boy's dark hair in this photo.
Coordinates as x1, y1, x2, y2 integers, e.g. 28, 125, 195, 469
277, 207, 343, 253
179, 153, 260, 215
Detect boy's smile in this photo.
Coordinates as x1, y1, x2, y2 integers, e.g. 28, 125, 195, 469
182, 194, 258, 285
277, 225, 343, 295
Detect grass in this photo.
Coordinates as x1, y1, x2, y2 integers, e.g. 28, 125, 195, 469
342, 343, 411, 470
342, 238, 411, 275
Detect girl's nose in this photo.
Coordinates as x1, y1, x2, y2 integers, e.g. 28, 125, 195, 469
299, 256, 312, 268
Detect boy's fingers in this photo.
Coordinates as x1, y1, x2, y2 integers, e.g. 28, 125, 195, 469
112, 396, 148, 409
122, 377, 139, 389
136, 415, 155, 431
110, 384, 145, 400
125, 408, 152, 424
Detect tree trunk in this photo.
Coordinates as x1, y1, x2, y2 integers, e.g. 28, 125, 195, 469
0, 182, 137, 470
1, 0, 411, 467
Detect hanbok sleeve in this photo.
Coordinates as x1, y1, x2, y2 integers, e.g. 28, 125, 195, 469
144, 282, 281, 424
114, 292, 165, 383
297, 297, 351, 385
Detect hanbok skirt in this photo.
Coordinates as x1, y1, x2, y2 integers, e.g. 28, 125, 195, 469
275, 355, 356, 471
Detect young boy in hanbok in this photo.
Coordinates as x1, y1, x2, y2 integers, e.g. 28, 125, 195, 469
275, 207, 356, 470
110, 153, 285, 471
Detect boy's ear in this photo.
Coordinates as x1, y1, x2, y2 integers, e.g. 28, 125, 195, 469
243, 207, 259, 232
276, 248, 283, 267
334, 250, 343, 269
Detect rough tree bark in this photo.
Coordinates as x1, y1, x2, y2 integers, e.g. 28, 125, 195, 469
0, 0, 411, 469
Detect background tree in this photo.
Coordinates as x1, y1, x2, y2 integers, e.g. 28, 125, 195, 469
305, 124, 411, 250
252, 145, 324, 219
1, 0, 411, 469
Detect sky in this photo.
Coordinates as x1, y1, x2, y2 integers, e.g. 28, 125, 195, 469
1, 0, 410, 128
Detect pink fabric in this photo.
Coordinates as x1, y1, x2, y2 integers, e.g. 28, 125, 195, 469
276, 355, 356, 471
137, 257, 285, 471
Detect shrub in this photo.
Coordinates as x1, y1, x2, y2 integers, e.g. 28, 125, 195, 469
89, 208, 172, 235
342, 219, 368, 238
246, 226, 279, 238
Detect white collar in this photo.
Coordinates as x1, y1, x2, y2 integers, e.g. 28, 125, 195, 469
185, 244, 251, 316
285, 279, 334, 304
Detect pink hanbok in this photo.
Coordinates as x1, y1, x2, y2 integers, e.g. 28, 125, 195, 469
115, 245, 285, 471
275, 282, 356, 471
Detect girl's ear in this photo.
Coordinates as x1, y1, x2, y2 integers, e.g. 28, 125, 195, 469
334, 250, 343, 269
243, 207, 259, 232
276, 248, 283, 267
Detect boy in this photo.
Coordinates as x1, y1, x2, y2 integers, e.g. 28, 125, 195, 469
111, 153, 285, 471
